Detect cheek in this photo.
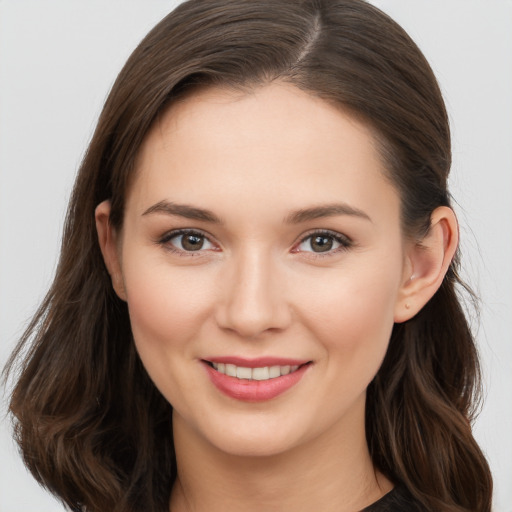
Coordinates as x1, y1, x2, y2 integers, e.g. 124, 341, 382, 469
120, 255, 217, 396
297, 257, 402, 372
124, 256, 212, 341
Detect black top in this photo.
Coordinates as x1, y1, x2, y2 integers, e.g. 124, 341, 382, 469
362, 486, 425, 512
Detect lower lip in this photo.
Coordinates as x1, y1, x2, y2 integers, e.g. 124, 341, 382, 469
202, 362, 311, 402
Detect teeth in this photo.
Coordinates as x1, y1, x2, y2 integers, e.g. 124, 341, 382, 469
211, 362, 303, 380
252, 367, 270, 380
268, 366, 280, 378
236, 366, 252, 379
225, 364, 236, 377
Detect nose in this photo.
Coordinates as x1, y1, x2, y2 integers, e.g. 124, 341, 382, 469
215, 250, 292, 339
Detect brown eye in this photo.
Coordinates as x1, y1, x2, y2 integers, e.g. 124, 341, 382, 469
181, 234, 205, 251
310, 235, 334, 252
295, 231, 351, 255
163, 230, 214, 252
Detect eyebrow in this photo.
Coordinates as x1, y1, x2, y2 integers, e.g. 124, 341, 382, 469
285, 203, 372, 224
142, 200, 371, 224
142, 200, 223, 223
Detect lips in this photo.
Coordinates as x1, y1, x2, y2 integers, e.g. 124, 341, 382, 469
202, 357, 312, 402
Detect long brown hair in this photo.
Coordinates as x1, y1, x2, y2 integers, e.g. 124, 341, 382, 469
4, 1, 492, 511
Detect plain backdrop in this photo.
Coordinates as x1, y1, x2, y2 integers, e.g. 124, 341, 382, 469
1, 1, 511, 511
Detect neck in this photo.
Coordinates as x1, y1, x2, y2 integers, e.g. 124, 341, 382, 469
169, 401, 392, 512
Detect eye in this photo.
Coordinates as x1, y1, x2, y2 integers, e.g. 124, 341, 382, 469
294, 230, 352, 254
160, 229, 216, 253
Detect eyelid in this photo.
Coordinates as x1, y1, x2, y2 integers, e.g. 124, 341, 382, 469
291, 229, 353, 255
156, 227, 353, 258
157, 228, 220, 255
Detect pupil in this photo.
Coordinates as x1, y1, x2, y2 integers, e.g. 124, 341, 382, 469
182, 234, 204, 251
312, 235, 333, 252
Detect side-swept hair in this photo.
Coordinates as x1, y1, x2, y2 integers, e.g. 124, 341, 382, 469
5, 1, 492, 511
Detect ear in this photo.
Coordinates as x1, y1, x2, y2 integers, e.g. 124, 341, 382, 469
394, 206, 458, 323
95, 200, 127, 301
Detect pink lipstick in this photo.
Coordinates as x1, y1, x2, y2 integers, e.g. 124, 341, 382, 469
201, 357, 311, 402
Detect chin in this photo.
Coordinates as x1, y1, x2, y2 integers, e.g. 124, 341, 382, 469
212, 431, 299, 458
192, 412, 308, 458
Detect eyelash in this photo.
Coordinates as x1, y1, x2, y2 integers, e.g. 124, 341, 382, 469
292, 229, 353, 259
157, 228, 353, 258
157, 229, 217, 257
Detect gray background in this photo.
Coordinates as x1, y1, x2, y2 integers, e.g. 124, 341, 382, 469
1, 1, 511, 510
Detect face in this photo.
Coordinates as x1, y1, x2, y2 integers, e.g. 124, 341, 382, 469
107, 83, 412, 457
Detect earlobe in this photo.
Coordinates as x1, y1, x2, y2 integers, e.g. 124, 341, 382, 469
95, 200, 127, 301
394, 206, 458, 323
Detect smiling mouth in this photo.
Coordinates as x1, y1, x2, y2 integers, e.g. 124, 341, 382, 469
204, 361, 310, 381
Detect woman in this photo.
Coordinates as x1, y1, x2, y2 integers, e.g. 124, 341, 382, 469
4, 0, 493, 511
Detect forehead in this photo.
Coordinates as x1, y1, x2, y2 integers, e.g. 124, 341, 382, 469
128, 83, 399, 224
142, 83, 380, 163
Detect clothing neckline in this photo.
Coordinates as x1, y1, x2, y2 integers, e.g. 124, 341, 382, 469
361, 485, 401, 511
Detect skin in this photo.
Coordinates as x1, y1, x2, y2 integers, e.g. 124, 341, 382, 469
96, 83, 458, 512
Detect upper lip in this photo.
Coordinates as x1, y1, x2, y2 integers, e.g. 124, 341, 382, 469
203, 356, 311, 368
